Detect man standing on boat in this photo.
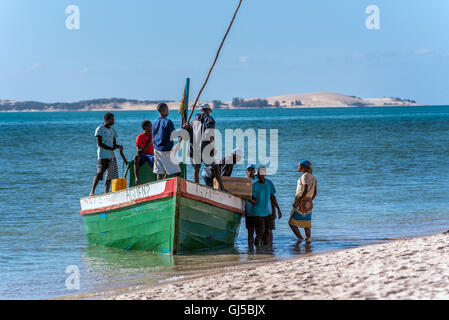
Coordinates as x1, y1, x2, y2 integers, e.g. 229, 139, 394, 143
134, 120, 154, 185
153, 103, 181, 180
90, 112, 125, 196
184, 103, 216, 184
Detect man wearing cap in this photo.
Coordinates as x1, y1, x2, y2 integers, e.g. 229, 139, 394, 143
185, 103, 216, 184
247, 167, 277, 247
201, 148, 243, 189
244, 164, 257, 247
246, 164, 257, 183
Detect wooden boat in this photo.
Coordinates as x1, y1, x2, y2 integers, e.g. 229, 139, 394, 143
79, 175, 244, 254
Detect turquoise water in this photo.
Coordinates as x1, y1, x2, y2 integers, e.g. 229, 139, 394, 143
1, 106, 449, 299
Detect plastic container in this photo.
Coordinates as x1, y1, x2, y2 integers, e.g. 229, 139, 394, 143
112, 178, 127, 192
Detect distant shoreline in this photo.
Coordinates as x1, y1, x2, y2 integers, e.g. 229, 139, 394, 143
1, 92, 427, 113
0, 104, 432, 113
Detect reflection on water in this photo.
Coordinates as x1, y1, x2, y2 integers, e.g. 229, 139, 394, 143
78, 235, 375, 298
80, 243, 280, 297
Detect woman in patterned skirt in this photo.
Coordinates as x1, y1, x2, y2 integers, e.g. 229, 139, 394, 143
289, 160, 317, 243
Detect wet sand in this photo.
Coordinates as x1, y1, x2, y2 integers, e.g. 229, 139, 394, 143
111, 232, 449, 300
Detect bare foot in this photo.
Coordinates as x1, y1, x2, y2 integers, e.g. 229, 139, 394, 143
89, 192, 94, 197
135, 178, 140, 185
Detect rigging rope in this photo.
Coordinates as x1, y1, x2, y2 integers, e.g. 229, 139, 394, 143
186, 0, 243, 124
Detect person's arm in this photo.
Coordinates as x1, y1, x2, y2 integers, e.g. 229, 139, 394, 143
137, 139, 153, 155
312, 183, 317, 200
113, 137, 127, 164
113, 137, 122, 150
293, 184, 308, 208
248, 196, 257, 205
96, 136, 116, 151
213, 165, 226, 191
271, 194, 282, 219
118, 147, 128, 165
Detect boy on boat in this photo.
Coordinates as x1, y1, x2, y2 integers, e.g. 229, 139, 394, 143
185, 103, 216, 184
289, 160, 317, 243
134, 120, 154, 185
201, 148, 243, 189
153, 103, 181, 180
90, 112, 127, 196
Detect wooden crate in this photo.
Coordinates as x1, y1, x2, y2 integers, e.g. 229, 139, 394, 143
213, 176, 252, 199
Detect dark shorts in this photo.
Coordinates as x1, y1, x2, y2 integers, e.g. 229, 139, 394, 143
96, 158, 111, 181
202, 175, 214, 187
264, 214, 275, 230
136, 153, 154, 167
245, 216, 265, 230
191, 160, 206, 169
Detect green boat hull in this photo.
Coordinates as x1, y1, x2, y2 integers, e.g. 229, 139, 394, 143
80, 178, 243, 254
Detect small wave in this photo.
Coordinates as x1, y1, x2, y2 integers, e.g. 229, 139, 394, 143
158, 276, 185, 283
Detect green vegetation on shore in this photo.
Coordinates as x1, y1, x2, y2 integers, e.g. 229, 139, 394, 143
0, 98, 172, 111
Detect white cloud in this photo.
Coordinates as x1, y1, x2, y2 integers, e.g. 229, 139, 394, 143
350, 53, 365, 60
27, 62, 41, 72
239, 56, 248, 63
80, 67, 88, 74
414, 48, 433, 55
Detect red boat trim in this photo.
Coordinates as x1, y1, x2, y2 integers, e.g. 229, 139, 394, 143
80, 179, 177, 215
80, 178, 244, 216
80, 192, 175, 215
178, 179, 244, 215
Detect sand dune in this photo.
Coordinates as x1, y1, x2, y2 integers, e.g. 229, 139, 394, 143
0, 92, 422, 112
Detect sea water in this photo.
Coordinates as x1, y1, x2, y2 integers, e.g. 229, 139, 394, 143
1, 106, 449, 299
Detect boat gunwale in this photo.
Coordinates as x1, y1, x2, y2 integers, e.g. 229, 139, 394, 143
80, 177, 245, 216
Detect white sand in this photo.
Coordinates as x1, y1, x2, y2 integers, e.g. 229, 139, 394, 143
112, 233, 449, 300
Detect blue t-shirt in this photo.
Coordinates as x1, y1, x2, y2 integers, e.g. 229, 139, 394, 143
152, 116, 175, 151
94, 124, 117, 159
265, 178, 276, 214
244, 176, 259, 216
250, 180, 275, 217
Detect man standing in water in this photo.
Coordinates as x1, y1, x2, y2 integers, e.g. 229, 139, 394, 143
289, 160, 317, 243
90, 113, 125, 196
247, 167, 277, 247
246, 164, 257, 183
263, 175, 282, 246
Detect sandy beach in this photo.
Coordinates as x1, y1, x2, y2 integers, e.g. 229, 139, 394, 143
111, 232, 449, 300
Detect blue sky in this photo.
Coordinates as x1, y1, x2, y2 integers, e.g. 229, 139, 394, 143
1, 0, 448, 104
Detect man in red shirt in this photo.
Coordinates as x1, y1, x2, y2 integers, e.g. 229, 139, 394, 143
134, 120, 154, 185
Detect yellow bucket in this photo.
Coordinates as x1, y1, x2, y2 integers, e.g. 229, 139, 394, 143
112, 178, 127, 192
